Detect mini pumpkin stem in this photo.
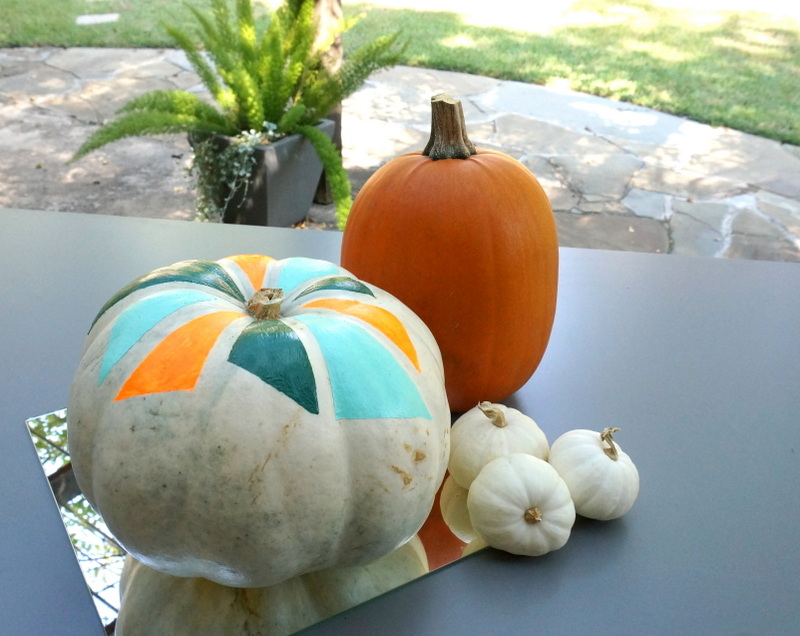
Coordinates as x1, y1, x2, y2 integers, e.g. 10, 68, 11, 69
600, 427, 622, 461
478, 401, 507, 428
524, 506, 543, 524
422, 93, 477, 161
247, 288, 284, 320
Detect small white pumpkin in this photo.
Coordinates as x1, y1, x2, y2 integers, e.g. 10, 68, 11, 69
449, 401, 549, 489
439, 474, 476, 542
548, 427, 640, 521
467, 453, 575, 557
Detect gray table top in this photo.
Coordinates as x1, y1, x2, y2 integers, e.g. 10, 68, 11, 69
2, 208, 798, 635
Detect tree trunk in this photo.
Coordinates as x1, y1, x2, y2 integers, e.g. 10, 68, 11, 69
313, 0, 344, 205
49, 462, 82, 507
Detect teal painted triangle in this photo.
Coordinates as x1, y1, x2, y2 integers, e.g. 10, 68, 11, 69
92, 260, 245, 329
294, 276, 375, 300
227, 319, 319, 415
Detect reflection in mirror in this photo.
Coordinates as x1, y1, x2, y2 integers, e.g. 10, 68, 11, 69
27, 410, 476, 634
27, 410, 124, 633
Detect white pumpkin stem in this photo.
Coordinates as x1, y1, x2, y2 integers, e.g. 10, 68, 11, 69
524, 506, 543, 524
247, 288, 284, 320
478, 401, 507, 428
600, 427, 622, 461
422, 93, 477, 161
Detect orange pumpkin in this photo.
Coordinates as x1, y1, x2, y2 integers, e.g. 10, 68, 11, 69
341, 94, 559, 412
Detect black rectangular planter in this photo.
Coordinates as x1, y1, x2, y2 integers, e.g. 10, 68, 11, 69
196, 119, 335, 227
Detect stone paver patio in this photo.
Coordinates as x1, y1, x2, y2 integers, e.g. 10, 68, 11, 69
1, 46, 799, 262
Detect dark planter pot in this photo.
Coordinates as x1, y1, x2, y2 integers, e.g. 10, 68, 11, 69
191, 119, 335, 227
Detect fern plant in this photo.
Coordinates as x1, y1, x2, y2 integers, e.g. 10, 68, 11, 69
71, 0, 404, 228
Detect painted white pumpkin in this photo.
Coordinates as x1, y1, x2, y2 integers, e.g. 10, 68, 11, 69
116, 536, 429, 636
449, 401, 549, 489
439, 474, 476, 542
67, 254, 450, 587
548, 427, 640, 520
467, 453, 575, 557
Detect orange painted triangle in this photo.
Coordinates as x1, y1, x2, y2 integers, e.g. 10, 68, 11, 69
115, 311, 245, 401
226, 254, 274, 293
301, 298, 421, 371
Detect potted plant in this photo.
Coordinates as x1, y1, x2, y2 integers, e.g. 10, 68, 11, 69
70, 0, 403, 228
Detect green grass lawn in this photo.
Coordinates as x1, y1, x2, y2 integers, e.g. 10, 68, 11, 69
1, 0, 798, 145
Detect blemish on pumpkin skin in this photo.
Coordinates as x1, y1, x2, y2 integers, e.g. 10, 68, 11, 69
279, 411, 302, 440
414, 450, 426, 463
391, 465, 413, 486
249, 452, 273, 486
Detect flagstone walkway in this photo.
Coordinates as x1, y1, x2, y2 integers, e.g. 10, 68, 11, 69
1, 46, 799, 262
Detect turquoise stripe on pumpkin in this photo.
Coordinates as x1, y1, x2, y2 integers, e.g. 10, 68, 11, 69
98, 290, 223, 384
275, 258, 344, 295
295, 314, 431, 421
91, 260, 245, 328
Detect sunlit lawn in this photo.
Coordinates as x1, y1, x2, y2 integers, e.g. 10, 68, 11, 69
345, 0, 800, 144
0, 0, 798, 144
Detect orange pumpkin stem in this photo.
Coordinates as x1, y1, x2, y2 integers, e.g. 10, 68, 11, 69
247, 288, 284, 320
422, 93, 477, 161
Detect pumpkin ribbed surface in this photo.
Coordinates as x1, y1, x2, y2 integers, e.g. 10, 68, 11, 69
67, 254, 450, 587
341, 145, 558, 412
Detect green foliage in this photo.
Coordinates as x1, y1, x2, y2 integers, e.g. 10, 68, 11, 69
190, 131, 262, 222
297, 124, 353, 229
342, 1, 800, 145
277, 103, 309, 135
71, 0, 404, 226
3, 0, 799, 145
27, 410, 69, 467
72, 92, 237, 160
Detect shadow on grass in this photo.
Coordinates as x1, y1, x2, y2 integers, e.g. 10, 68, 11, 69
345, 0, 800, 144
